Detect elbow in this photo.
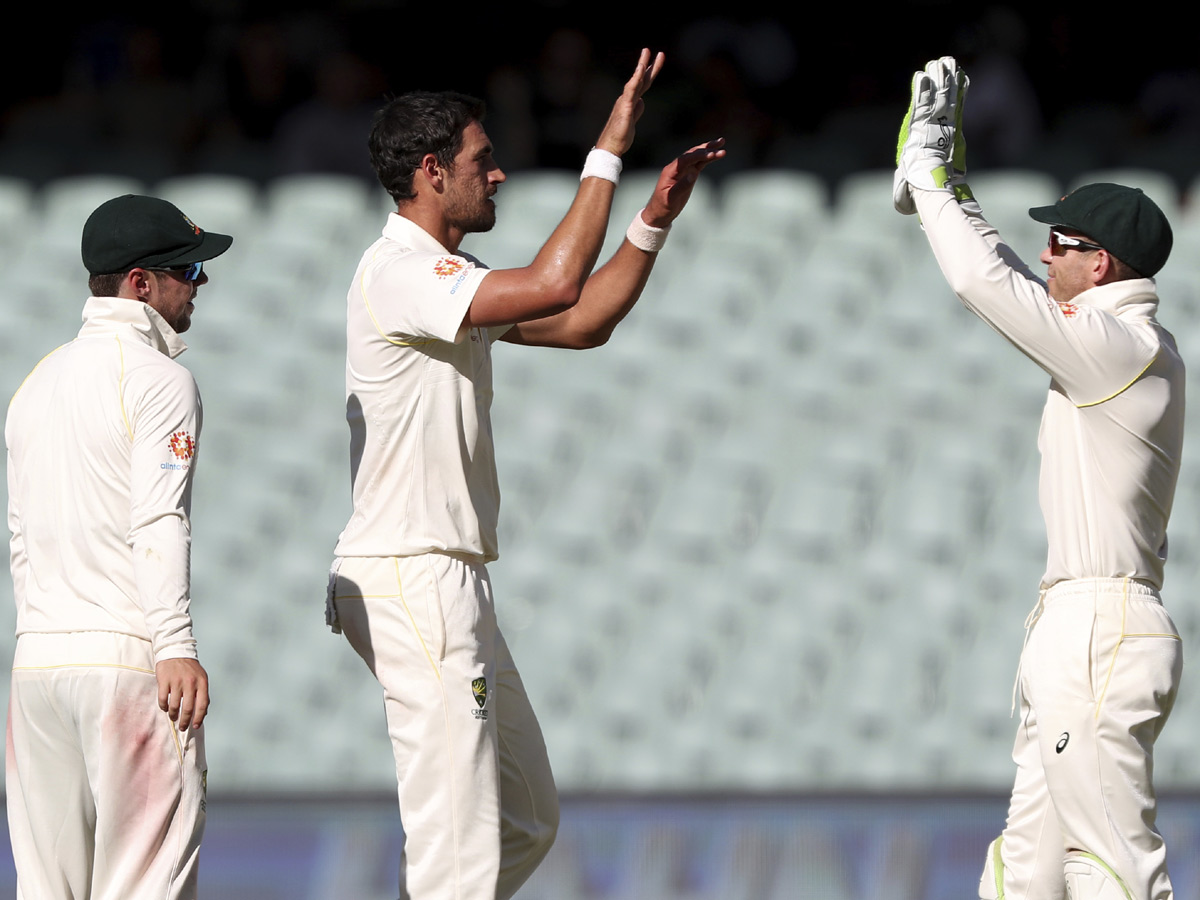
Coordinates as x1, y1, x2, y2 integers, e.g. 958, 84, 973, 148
944, 268, 990, 301
527, 258, 588, 314
569, 332, 609, 351
540, 277, 583, 315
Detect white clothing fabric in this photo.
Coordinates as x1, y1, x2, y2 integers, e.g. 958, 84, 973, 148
7, 296, 201, 662
912, 188, 1184, 900
7, 633, 207, 900
1003, 579, 1180, 900
914, 190, 1184, 591
331, 213, 557, 900
331, 555, 557, 900
334, 213, 509, 561
5, 296, 207, 900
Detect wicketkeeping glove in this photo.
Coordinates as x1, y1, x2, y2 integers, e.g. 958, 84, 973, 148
893, 56, 962, 215
946, 63, 982, 216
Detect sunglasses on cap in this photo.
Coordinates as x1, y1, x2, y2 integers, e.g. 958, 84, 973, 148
1048, 230, 1104, 255
147, 261, 204, 282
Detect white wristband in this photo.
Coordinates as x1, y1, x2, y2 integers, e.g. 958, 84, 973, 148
581, 148, 622, 185
626, 208, 671, 252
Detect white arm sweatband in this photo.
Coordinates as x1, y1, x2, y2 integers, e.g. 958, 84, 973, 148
626, 208, 671, 252
581, 148, 622, 184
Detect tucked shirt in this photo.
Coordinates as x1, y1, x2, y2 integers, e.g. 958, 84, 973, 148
335, 213, 511, 561
914, 189, 1185, 590
6, 296, 202, 662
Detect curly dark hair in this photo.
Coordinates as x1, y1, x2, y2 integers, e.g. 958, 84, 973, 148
369, 91, 487, 204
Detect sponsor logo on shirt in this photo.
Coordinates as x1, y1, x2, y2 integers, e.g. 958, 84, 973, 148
433, 257, 466, 278
1057, 301, 1079, 319
432, 256, 473, 296
163, 430, 196, 470
169, 431, 196, 460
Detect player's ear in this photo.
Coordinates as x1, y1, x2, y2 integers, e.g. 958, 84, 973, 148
418, 153, 446, 193
1093, 249, 1114, 285
125, 268, 155, 300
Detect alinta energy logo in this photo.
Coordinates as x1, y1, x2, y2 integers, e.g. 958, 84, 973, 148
163, 431, 196, 470
433, 257, 467, 279
433, 256, 475, 296
471, 677, 488, 720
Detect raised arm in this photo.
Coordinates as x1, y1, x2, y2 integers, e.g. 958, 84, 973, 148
462, 48, 664, 329
501, 137, 726, 348
897, 57, 1161, 405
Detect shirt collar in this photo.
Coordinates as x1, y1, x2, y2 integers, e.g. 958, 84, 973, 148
1076, 277, 1160, 320
78, 296, 189, 359
382, 212, 450, 254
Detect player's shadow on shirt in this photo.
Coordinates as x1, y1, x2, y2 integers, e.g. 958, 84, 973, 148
347, 394, 365, 483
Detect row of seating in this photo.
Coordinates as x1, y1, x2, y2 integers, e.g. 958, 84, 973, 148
1, 167, 1199, 793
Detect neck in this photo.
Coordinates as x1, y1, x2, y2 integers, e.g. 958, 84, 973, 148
396, 202, 462, 253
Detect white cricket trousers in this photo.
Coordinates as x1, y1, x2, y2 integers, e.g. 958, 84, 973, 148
331, 554, 559, 900
989, 578, 1181, 900
6, 632, 207, 900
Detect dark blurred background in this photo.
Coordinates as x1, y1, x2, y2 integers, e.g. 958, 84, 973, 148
4, 3, 1199, 195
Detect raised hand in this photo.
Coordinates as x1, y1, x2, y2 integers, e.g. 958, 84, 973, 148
595, 48, 666, 157
642, 138, 728, 227
893, 56, 966, 214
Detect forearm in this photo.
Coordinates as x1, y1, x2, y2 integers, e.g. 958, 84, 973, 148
8, 461, 27, 610
465, 50, 662, 329
130, 513, 199, 663
474, 174, 617, 321
513, 238, 658, 349
915, 188, 1043, 320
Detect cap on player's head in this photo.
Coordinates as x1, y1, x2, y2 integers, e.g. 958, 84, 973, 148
1028, 183, 1172, 277
81, 194, 234, 276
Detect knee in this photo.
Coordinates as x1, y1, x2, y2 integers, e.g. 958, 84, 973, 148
979, 837, 1004, 899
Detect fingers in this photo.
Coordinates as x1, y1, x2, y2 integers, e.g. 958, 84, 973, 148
156, 660, 210, 731
680, 137, 726, 163
624, 48, 664, 100
182, 679, 210, 731
672, 138, 727, 180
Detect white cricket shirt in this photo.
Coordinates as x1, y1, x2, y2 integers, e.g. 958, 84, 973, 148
6, 297, 201, 662
914, 189, 1185, 590
335, 213, 511, 561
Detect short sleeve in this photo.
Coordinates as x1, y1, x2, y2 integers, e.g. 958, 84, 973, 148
360, 251, 492, 344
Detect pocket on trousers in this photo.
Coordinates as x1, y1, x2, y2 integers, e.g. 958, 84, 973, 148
422, 560, 449, 663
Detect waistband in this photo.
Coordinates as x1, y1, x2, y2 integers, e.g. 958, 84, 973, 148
13, 632, 155, 671
1042, 577, 1161, 604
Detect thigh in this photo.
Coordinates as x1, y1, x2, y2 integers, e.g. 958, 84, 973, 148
85, 668, 206, 900
7, 669, 96, 900
1026, 591, 1180, 899
334, 555, 505, 899
8, 666, 206, 900
999, 659, 1067, 900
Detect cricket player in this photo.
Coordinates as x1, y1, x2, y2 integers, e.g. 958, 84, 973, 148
5, 194, 231, 900
326, 49, 724, 899
894, 58, 1184, 900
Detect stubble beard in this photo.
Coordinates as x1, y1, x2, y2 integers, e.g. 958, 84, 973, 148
446, 186, 496, 234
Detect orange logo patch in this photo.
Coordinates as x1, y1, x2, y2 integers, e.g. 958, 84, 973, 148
169, 431, 196, 460
432, 256, 467, 279
1058, 302, 1079, 319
